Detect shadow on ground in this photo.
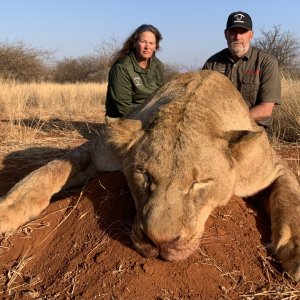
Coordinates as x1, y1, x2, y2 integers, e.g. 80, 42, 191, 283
1, 118, 106, 140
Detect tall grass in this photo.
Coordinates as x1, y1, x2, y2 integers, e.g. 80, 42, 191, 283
0, 76, 299, 146
0, 79, 107, 121
0, 80, 107, 148
270, 76, 300, 143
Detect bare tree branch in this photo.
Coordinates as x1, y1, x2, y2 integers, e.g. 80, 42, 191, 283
253, 25, 300, 75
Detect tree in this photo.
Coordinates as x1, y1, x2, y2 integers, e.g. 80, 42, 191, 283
253, 25, 300, 74
52, 36, 120, 83
0, 41, 51, 81
93, 35, 120, 81
52, 55, 103, 83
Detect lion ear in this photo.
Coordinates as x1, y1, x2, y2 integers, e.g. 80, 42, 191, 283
212, 93, 257, 143
105, 117, 144, 152
195, 70, 253, 133
215, 97, 253, 133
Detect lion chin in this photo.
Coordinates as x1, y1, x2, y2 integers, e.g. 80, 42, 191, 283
131, 228, 200, 261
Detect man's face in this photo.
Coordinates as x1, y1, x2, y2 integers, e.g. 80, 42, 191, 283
225, 28, 253, 59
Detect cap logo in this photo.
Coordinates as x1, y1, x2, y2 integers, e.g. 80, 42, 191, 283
234, 13, 246, 24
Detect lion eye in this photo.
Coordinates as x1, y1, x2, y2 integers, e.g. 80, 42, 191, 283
143, 172, 156, 192
134, 170, 154, 192
143, 173, 150, 189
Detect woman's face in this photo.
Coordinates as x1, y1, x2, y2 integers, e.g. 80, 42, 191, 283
134, 31, 157, 62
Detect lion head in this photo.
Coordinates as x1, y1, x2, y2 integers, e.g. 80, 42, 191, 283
106, 71, 254, 261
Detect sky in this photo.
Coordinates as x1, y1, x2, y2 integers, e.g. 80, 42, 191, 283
1, 0, 300, 70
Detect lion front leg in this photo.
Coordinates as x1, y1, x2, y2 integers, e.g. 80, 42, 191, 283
269, 167, 300, 281
0, 158, 74, 234
0, 135, 121, 234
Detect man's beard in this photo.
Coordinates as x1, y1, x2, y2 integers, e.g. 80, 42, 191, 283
229, 42, 245, 58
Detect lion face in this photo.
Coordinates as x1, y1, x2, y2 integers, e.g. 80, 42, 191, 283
105, 71, 253, 261
122, 134, 236, 261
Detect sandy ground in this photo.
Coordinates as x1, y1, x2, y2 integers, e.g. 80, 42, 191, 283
0, 120, 299, 300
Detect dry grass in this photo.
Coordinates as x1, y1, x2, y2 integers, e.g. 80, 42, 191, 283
0, 79, 107, 121
0, 80, 107, 151
0, 76, 299, 145
270, 76, 300, 143
0, 247, 38, 296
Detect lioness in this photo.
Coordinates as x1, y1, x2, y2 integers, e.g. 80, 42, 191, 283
1, 71, 300, 281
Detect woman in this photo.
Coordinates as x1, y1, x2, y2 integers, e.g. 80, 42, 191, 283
105, 24, 164, 118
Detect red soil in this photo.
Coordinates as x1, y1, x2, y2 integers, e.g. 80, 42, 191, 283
0, 128, 299, 299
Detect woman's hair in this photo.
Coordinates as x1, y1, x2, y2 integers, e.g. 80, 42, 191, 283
110, 24, 162, 65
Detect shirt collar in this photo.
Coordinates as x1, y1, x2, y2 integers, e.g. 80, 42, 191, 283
226, 45, 252, 63
243, 45, 253, 61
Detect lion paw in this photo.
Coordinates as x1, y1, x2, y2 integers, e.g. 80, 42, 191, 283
0, 209, 20, 235
275, 240, 300, 282
0, 199, 30, 234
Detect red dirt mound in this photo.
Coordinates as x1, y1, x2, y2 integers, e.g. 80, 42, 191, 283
0, 150, 300, 299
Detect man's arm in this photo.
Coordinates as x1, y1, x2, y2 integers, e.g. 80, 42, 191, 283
249, 102, 275, 121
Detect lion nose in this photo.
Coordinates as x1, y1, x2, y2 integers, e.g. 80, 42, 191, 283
142, 226, 181, 246
142, 222, 182, 246
142, 194, 184, 245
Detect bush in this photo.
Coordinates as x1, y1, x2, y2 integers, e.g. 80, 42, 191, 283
0, 41, 51, 82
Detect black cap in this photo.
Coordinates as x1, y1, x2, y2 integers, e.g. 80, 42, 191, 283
226, 11, 252, 30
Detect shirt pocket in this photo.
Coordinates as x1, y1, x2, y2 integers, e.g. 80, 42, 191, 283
240, 75, 259, 107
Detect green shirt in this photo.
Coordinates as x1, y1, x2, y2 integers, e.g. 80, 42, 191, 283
105, 52, 164, 117
203, 46, 281, 126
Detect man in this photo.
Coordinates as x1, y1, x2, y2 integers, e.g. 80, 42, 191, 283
203, 11, 281, 127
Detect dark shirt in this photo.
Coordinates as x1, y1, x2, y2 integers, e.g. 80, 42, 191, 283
105, 52, 164, 118
203, 46, 281, 126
